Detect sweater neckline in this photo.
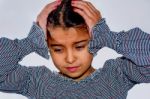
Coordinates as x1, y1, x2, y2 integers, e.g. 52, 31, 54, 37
52, 68, 101, 85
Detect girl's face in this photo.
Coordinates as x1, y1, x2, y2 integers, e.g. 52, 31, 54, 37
47, 26, 94, 81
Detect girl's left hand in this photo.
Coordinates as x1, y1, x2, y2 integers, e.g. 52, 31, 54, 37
72, 0, 102, 37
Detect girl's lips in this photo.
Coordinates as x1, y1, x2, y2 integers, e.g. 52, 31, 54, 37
66, 66, 79, 72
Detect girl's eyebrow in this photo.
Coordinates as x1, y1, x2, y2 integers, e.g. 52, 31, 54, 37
74, 40, 89, 44
50, 44, 63, 47
50, 40, 88, 47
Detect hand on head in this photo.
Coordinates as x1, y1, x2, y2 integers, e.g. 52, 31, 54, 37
36, 0, 101, 39
72, 0, 102, 37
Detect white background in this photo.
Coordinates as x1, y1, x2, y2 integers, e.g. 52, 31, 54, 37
0, 0, 150, 99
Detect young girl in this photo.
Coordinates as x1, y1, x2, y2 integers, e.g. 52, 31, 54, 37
0, 0, 150, 99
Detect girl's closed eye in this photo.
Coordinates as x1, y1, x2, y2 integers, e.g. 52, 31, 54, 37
53, 48, 63, 53
75, 45, 86, 51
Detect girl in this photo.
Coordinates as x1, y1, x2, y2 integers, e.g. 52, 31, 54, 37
0, 0, 150, 99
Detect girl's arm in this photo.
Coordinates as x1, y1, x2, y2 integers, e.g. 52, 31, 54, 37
101, 57, 150, 94
0, 22, 49, 96
72, 0, 149, 66
0, 22, 49, 66
0, 1, 60, 96
72, 0, 150, 93
89, 18, 150, 66
91, 19, 150, 92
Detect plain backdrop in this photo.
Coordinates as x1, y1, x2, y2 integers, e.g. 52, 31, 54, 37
0, 0, 150, 99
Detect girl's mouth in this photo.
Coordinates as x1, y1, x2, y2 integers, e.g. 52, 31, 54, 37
66, 66, 79, 72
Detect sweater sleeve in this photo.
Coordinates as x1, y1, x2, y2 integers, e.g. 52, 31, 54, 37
102, 57, 150, 94
88, 18, 150, 66
0, 22, 49, 96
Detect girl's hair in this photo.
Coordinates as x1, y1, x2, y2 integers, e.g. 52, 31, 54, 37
47, 0, 85, 28
46, 0, 87, 47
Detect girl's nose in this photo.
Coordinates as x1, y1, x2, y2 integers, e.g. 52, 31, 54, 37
66, 50, 76, 64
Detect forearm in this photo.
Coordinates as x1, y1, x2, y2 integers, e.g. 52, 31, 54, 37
0, 22, 49, 77
89, 18, 150, 65
88, 18, 115, 55
0, 22, 49, 96
23, 22, 49, 59
0, 22, 49, 65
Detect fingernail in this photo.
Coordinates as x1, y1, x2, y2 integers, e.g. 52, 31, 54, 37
56, 0, 61, 3
56, 0, 61, 5
57, 0, 60, 2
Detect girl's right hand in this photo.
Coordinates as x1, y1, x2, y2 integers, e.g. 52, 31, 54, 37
36, 1, 61, 39
72, 0, 102, 38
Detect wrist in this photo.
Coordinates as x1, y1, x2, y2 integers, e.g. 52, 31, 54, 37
88, 18, 116, 55
91, 18, 110, 46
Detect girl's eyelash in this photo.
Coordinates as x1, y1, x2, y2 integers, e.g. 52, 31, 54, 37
54, 49, 61, 51
76, 46, 85, 48
52, 45, 85, 52
54, 49, 62, 52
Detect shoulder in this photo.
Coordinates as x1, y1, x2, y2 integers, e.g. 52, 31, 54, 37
27, 66, 53, 78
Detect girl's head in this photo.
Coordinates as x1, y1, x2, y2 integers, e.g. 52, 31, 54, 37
46, 0, 95, 81
47, 0, 85, 28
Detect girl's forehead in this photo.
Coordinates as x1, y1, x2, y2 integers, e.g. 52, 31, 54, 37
47, 27, 90, 44
48, 27, 89, 38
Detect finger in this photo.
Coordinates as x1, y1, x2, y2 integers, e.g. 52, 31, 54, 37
37, 1, 61, 39
43, 1, 61, 14
73, 8, 93, 37
86, 2, 98, 12
87, 2, 101, 17
37, 1, 59, 21
72, 1, 100, 31
72, 1, 101, 18
72, 1, 97, 18
81, 1, 99, 16
73, 8, 92, 26
72, 1, 101, 24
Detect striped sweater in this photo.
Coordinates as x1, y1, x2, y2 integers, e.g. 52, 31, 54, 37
0, 18, 150, 99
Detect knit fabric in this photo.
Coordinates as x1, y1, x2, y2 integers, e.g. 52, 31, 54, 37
0, 19, 150, 99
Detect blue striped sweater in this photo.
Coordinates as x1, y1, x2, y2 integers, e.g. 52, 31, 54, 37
0, 18, 150, 99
